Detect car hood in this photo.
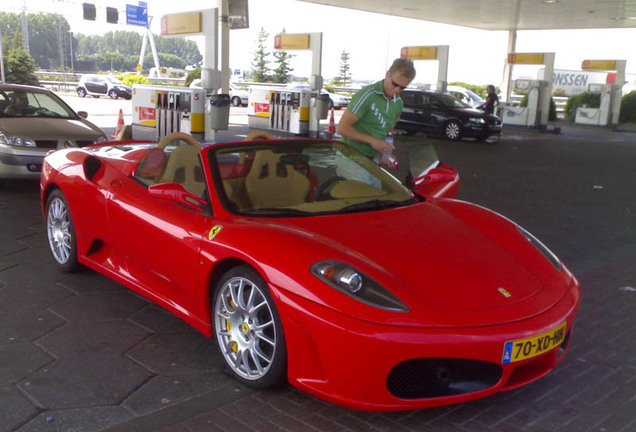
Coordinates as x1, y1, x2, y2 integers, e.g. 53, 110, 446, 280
265, 199, 570, 327
0, 118, 105, 140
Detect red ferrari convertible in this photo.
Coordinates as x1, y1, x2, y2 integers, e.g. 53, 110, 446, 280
40, 132, 579, 411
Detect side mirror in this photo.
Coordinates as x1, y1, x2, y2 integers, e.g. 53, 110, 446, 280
148, 182, 207, 212
411, 163, 459, 199
77, 111, 88, 119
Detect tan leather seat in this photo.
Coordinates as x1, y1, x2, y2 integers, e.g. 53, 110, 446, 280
245, 150, 310, 208
159, 145, 206, 197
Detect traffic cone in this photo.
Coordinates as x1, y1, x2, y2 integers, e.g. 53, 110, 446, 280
324, 108, 336, 139
112, 109, 124, 139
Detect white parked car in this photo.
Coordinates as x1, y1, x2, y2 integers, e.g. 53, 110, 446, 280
324, 91, 351, 110
189, 80, 248, 107
447, 86, 484, 108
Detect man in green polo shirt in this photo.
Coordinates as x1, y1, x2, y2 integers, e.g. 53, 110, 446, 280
337, 58, 416, 165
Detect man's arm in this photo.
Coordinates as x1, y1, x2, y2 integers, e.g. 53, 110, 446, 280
337, 110, 393, 154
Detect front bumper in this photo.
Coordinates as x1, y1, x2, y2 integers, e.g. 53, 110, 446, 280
274, 278, 580, 411
0, 145, 47, 179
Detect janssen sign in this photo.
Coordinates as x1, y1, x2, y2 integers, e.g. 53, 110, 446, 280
538, 69, 615, 95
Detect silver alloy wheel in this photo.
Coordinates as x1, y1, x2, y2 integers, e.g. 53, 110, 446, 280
445, 121, 462, 140
215, 276, 277, 380
47, 197, 72, 265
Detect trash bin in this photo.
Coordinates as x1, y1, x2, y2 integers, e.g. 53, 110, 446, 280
314, 93, 330, 119
209, 94, 231, 130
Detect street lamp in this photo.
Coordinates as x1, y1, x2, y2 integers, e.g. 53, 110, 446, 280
69, 31, 74, 74
0, 25, 5, 83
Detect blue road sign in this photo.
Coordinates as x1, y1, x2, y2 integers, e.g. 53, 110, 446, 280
126, 4, 148, 27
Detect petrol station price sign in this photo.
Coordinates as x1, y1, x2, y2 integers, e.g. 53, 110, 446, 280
507, 53, 545, 65
161, 12, 203, 36
582, 60, 617, 71
400, 46, 437, 60
274, 34, 311, 50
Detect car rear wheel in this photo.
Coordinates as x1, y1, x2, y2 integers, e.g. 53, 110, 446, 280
444, 120, 463, 141
108, 89, 119, 99
46, 190, 80, 272
213, 265, 287, 389
77, 88, 86, 98
231, 96, 241, 107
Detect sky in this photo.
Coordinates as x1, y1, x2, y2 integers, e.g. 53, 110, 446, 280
7, 0, 636, 87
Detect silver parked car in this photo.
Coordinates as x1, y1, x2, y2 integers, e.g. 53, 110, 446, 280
0, 84, 107, 186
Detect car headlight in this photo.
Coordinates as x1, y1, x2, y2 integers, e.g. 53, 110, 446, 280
469, 117, 486, 124
311, 260, 409, 312
0, 133, 37, 147
517, 226, 562, 271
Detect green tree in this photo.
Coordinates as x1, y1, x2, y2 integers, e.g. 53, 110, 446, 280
251, 27, 271, 82
271, 30, 293, 83
336, 50, 351, 86
4, 34, 38, 85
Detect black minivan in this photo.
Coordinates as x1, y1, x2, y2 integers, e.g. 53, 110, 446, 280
396, 90, 502, 141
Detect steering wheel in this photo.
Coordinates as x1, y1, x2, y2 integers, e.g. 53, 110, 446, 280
316, 176, 346, 200
157, 131, 202, 150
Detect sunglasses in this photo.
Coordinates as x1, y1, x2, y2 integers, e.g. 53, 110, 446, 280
390, 79, 407, 90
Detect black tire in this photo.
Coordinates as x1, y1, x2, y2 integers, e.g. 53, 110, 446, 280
213, 265, 287, 389
77, 88, 87, 98
45, 189, 80, 272
444, 120, 463, 141
231, 96, 241, 107
108, 89, 119, 99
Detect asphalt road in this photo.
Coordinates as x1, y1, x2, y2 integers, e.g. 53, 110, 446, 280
0, 119, 634, 432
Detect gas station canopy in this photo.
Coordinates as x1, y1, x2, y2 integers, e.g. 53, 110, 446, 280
299, 0, 636, 30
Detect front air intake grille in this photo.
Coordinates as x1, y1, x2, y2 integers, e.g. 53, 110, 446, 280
387, 358, 502, 399
35, 140, 58, 149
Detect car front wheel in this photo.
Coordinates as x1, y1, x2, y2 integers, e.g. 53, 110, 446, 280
108, 89, 119, 99
444, 120, 463, 141
213, 265, 287, 389
46, 190, 80, 272
231, 96, 241, 107
77, 88, 86, 98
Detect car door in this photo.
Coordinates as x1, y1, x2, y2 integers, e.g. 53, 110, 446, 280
426, 94, 449, 130
86, 77, 108, 96
105, 171, 208, 317
400, 91, 434, 133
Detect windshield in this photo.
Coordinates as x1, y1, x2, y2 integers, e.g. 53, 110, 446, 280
211, 140, 417, 217
465, 89, 484, 102
436, 93, 472, 109
0, 89, 78, 119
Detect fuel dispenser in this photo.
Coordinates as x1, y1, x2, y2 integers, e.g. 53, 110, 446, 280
502, 79, 549, 127
132, 84, 230, 141
248, 86, 311, 135
132, 85, 206, 141
575, 84, 613, 126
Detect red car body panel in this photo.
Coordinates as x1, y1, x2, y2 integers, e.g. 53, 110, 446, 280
40, 139, 580, 411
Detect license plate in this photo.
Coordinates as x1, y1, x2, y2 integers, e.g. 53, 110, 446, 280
502, 322, 567, 364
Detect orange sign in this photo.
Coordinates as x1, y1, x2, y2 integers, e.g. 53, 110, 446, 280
582, 60, 617, 71
401, 46, 437, 60
274, 34, 310, 50
507, 53, 545, 65
161, 12, 202, 36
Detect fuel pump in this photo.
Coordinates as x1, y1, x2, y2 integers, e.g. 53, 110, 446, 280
248, 86, 310, 135
575, 84, 613, 126
502, 79, 547, 127
132, 85, 206, 141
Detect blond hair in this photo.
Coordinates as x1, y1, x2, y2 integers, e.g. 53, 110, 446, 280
388, 58, 416, 81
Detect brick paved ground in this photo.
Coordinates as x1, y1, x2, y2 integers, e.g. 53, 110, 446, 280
1, 124, 634, 432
